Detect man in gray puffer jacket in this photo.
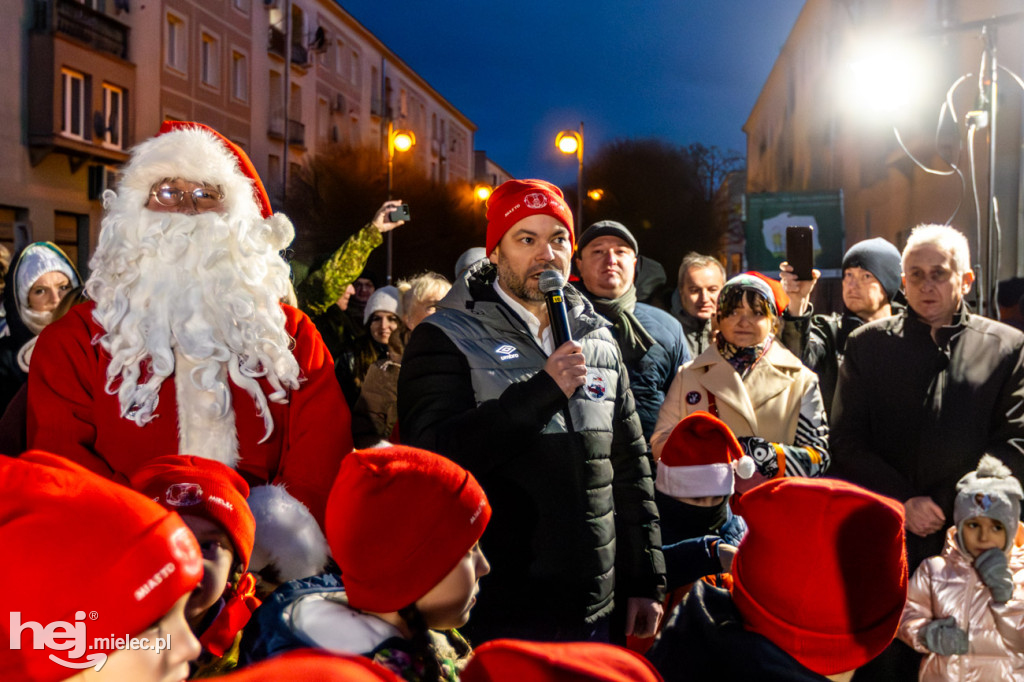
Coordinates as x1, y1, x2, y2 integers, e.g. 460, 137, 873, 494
398, 179, 666, 645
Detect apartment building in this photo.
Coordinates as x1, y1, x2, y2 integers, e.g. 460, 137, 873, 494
5, 0, 476, 272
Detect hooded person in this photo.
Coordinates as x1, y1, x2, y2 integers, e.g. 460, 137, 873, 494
648, 477, 909, 681
1, 450, 204, 682
26, 121, 349, 586
0, 241, 80, 412
898, 455, 1024, 681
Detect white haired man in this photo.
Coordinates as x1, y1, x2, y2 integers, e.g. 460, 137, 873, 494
27, 122, 351, 583
832, 224, 1024, 570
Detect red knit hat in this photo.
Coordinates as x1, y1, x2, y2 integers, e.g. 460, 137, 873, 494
485, 179, 574, 254
218, 649, 403, 681
325, 446, 491, 613
1, 451, 203, 682
745, 270, 790, 316
129, 454, 256, 569
730, 478, 908, 676
655, 412, 754, 498
462, 639, 663, 682
158, 121, 273, 218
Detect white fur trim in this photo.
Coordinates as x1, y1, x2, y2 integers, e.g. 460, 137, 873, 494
248, 484, 330, 583
174, 351, 240, 468
656, 461, 734, 498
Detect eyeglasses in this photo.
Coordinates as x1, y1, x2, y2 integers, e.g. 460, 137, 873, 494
149, 183, 225, 211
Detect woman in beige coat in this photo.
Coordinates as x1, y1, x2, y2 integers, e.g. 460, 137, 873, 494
651, 273, 830, 492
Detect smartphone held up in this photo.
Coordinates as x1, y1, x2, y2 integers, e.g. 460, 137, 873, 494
786, 226, 815, 281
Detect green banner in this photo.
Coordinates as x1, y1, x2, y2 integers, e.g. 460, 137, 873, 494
744, 191, 845, 274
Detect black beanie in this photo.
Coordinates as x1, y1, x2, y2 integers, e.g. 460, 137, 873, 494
576, 220, 639, 255
842, 238, 902, 301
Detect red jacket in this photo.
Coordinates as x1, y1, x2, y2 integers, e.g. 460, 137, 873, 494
26, 301, 351, 525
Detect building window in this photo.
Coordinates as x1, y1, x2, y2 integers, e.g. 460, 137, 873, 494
231, 51, 248, 102
399, 88, 408, 118
232, 0, 249, 14
102, 83, 125, 148
350, 50, 359, 85
201, 33, 219, 87
61, 69, 87, 140
166, 13, 186, 71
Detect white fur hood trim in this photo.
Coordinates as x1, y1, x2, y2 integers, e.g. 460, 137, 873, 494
248, 484, 330, 583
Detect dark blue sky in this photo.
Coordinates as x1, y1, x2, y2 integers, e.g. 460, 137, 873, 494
338, 1, 807, 185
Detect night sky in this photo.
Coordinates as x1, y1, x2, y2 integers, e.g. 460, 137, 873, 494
337, 1, 808, 185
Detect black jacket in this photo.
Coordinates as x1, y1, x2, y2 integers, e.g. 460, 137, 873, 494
398, 262, 665, 633
831, 307, 1024, 567
647, 581, 832, 681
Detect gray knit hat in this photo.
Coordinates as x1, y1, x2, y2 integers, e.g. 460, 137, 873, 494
954, 455, 1023, 553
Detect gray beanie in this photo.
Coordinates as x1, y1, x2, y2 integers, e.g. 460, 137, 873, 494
954, 454, 1023, 553
362, 285, 400, 325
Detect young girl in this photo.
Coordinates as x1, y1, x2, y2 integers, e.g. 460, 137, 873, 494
129, 455, 260, 678
240, 445, 491, 681
898, 455, 1024, 680
1, 450, 203, 682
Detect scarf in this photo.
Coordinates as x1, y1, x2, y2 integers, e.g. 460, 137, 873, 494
717, 332, 772, 379
584, 284, 656, 365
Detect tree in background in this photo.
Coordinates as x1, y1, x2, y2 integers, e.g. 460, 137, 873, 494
575, 138, 733, 282
283, 144, 486, 282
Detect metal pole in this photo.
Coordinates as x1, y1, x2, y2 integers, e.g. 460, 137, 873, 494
576, 121, 584, 229
985, 26, 998, 318
386, 121, 394, 285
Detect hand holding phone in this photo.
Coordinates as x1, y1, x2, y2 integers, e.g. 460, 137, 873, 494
786, 226, 814, 281
388, 204, 411, 223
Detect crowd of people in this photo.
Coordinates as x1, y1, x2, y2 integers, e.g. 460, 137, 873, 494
3, 120, 1024, 682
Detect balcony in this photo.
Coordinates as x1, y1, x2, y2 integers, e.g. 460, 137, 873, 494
268, 27, 309, 66
33, 0, 130, 60
268, 117, 306, 147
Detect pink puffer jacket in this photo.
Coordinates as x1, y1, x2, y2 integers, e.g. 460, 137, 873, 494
898, 523, 1024, 681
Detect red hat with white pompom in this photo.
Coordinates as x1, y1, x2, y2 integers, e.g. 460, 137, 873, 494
656, 411, 754, 498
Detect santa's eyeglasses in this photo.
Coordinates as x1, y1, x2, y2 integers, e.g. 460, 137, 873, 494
149, 182, 225, 212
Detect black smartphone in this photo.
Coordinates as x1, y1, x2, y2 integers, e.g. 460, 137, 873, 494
388, 204, 411, 222
786, 225, 814, 281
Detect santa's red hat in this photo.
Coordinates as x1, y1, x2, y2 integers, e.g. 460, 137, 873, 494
1, 451, 202, 682
745, 270, 790, 316
325, 446, 491, 613
730, 478, 907, 676
656, 412, 754, 499
115, 120, 279, 223
485, 179, 574, 254
462, 639, 662, 682
129, 455, 256, 569
217, 649, 402, 680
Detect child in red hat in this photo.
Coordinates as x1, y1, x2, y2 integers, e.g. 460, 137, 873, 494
647, 477, 908, 681
130, 455, 260, 678
239, 445, 491, 682
1, 450, 204, 682
463, 639, 662, 682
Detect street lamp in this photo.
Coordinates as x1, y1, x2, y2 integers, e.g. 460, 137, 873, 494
587, 188, 604, 201
385, 121, 416, 284
555, 122, 584, 229
474, 184, 493, 202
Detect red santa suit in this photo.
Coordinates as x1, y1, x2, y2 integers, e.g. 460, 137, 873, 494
26, 300, 349, 525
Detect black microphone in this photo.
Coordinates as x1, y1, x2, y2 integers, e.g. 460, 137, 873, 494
539, 270, 573, 348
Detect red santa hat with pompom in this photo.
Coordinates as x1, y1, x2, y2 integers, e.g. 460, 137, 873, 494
656, 411, 755, 498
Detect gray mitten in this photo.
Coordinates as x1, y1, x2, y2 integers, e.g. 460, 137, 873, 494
919, 617, 969, 655
737, 436, 778, 477
974, 547, 1014, 604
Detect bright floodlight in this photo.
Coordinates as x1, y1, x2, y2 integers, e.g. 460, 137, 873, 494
474, 184, 492, 201
556, 130, 580, 155
844, 38, 927, 116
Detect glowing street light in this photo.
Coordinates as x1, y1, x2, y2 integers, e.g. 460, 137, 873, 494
555, 122, 584, 229
474, 184, 493, 202
587, 188, 604, 201
386, 121, 416, 284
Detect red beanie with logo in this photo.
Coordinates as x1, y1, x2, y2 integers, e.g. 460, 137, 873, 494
730, 478, 907, 676
485, 179, 574, 254
218, 649, 403, 681
129, 454, 256, 570
462, 639, 663, 682
656, 411, 755, 498
1, 451, 203, 682
325, 446, 491, 613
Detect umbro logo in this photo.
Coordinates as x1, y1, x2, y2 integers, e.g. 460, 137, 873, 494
495, 344, 520, 361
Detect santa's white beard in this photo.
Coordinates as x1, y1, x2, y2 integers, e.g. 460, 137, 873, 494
87, 202, 300, 453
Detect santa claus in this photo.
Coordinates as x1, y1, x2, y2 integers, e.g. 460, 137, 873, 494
27, 122, 349, 582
